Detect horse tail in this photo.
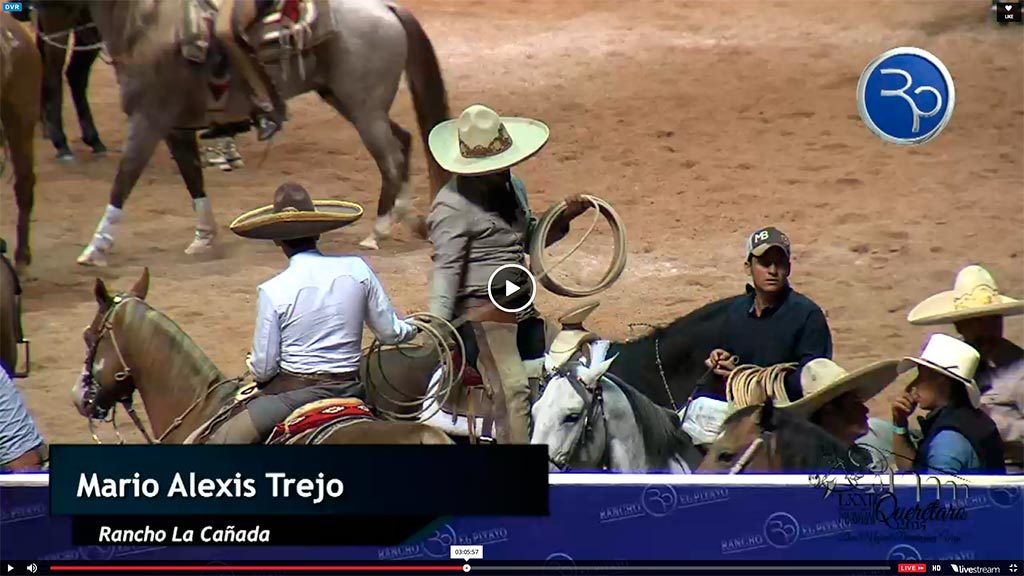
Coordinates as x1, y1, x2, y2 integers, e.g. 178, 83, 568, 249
386, 3, 451, 199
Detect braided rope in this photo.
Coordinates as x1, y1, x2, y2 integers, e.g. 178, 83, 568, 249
726, 363, 798, 409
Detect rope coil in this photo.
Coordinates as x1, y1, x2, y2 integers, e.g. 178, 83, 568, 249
529, 195, 628, 298
726, 363, 798, 409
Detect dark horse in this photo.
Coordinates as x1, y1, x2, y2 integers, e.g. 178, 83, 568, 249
698, 399, 857, 473
36, 0, 450, 267
30, 0, 108, 160
1, 11, 40, 269
606, 295, 744, 410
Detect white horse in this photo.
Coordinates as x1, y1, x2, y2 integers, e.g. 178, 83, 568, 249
531, 340, 703, 473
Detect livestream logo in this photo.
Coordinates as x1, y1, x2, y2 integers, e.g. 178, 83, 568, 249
949, 565, 1004, 574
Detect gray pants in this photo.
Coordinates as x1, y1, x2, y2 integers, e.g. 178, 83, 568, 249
204, 380, 364, 444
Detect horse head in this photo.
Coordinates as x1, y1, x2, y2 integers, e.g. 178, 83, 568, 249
72, 268, 149, 422
531, 340, 616, 472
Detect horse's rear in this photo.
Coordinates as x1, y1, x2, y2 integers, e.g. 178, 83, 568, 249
0, 250, 17, 376
0, 12, 40, 268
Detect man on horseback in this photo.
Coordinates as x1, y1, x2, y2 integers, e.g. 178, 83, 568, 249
0, 369, 47, 471
703, 227, 833, 402
210, 0, 293, 140
200, 182, 419, 444
425, 104, 590, 444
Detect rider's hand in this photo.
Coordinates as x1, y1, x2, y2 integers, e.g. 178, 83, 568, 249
563, 194, 590, 220
705, 349, 738, 378
891, 391, 917, 429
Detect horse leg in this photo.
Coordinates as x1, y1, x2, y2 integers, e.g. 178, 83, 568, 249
77, 115, 166, 267
5, 109, 37, 270
67, 29, 106, 155
317, 90, 409, 251
38, 36, 73, 161
165, 130, 217, 255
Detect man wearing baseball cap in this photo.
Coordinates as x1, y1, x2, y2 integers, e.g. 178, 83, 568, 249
704, 226, 833, 402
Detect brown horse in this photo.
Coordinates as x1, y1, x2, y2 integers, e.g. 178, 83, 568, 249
697, 400, 857, 473
0, 12, 40, 270
71, 268, 453, 445
36, 0, 450, 267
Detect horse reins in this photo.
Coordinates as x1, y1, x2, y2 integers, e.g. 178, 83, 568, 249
728, 429, 777, 474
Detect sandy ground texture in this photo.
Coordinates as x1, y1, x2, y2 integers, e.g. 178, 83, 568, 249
2, 0, 1022, 444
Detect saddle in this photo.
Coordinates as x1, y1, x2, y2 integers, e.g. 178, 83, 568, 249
266, 397, 373, 444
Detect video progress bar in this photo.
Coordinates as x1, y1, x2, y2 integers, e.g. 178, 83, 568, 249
33, 564, 895, 575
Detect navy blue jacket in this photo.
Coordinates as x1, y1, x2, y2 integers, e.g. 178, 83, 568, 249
717, 284, 833, 400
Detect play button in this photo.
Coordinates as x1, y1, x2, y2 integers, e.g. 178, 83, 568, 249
487, 264, 537, 314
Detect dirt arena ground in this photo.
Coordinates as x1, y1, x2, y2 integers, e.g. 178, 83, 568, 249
2, 0, 1022, 444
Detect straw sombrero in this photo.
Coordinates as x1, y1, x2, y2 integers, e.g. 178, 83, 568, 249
229, 182, 363, 241
898, 333, 982, 408
908, 265, 1024, 326
428, 104, 549, 176
782, 358, 900, 417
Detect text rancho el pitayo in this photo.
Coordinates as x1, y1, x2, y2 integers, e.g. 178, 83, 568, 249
77, 472, 345, 504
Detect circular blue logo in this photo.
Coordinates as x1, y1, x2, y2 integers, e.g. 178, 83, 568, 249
887, 544, 922, 562
857, 47, 955, 145
763, 511, 800, 548
421, 524, 458, 558
988, 486, 1022, 508
641, 484, 678, 517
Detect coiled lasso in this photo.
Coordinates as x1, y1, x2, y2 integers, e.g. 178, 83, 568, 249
529, 194, 629, 298
363, 312, 465, 422
726, 363, 799, 409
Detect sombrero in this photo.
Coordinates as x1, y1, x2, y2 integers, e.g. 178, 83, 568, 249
428, 104, 550, 176
229, 182, 363, 241
907, 265, 1024, 326
782, 358, 900, 417
898, 333, 982, 408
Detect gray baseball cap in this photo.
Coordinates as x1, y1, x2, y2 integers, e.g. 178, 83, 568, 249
746, 226, 791, 258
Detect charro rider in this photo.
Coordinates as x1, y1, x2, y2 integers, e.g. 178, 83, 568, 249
906, 264, 1023, 471
205, 0, 295, 141
889, 334, 1005, 474
199, 182, 419, 444
0, 369, 47, 471
704, 227, 833, 399
425, 104, 590, 444
782, 358, 900, 471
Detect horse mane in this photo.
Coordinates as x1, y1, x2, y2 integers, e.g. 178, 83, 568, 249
722, 403, 855, 472
610, 375, 695, 469
116, 297, 224, 388
607, 295, 745, 406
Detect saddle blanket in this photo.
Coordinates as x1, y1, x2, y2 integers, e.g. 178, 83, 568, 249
267, 398, 372, 443
679, 397, 731, 445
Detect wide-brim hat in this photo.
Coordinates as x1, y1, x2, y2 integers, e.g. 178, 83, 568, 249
782, 358, 900, 417
230, 182, 363, 241
897, 333, 982, 408
428, 104, 550, 176
908, 265, 1024, 326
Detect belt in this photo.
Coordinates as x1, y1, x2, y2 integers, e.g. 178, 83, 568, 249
260, 368, 361, 394
458, 297, 517, 324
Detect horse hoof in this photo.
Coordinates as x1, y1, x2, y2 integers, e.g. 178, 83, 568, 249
184, 237, 215, 255
76, 246, 108, 267
358, 236, 380, 251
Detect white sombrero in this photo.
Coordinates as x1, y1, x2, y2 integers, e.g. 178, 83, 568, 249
898, 333, 982, 408
782, 358, 900, 417
428, 104, 550, 176
907, 265, 1024, 326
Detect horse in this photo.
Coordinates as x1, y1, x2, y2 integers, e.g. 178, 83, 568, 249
36, 0, 450, 267
70, 268, 454, 446
531, 340, 703, 473
0, 12, 40, 270
697, 399, 857, 473
0, 240, 27, 378
31, 0, 108, 160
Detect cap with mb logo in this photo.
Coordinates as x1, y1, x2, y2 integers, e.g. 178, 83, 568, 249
746, 226, 791, 258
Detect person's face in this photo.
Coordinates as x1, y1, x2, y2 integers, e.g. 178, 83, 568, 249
909, 367, 950, 411
954, 315, 1003, 348
745, 246, 791, 294
817, 391, 870, 446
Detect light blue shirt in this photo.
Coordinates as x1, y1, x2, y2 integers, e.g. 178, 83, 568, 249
249, 251, 417, 383
925, 430, 982, 475
0, 370, 44, 466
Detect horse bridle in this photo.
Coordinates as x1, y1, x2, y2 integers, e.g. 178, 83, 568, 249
79, 294, 236, 445
728, 428, 778, 474
546, 363, 609, 472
